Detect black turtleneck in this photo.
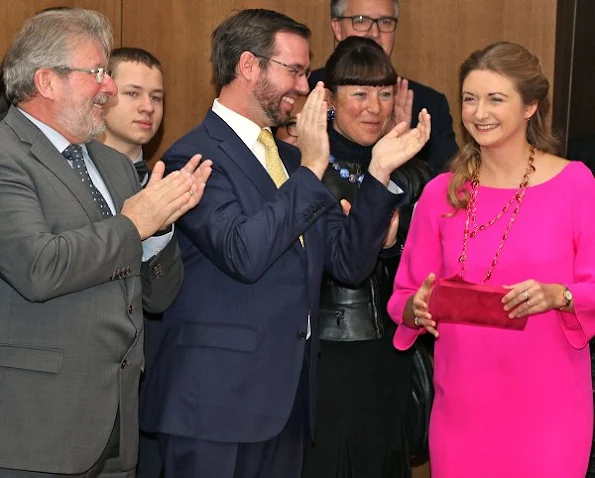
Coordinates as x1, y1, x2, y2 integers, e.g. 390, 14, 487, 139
328, 126, 374, 165
324, 126, 375, 204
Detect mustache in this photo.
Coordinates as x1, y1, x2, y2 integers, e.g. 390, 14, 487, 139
93, 95, 109, 106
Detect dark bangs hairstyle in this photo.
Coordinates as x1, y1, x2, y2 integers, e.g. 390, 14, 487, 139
323, 36, 396, 93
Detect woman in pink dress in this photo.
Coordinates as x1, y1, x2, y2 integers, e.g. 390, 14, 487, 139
387, 41, 595, 477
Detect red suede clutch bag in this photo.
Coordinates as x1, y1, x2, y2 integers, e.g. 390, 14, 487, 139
428, 276, 528, 330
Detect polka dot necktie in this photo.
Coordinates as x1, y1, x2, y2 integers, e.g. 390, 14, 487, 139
257, 129, 304, 247
62, 144, 112, 218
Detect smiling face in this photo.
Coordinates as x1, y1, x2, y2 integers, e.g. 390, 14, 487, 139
103, 61, 164, 158
253, 31, 310, 127
53, 41, 117, 143
331, 84, 393, 146
461, 69, 537, 150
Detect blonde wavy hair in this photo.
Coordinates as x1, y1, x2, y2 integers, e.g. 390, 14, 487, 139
448, 42, 560, 210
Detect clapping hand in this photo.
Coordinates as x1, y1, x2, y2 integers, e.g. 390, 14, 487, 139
368, 108, 431, 186
122, 154, 212, 239
296, 81, 329, 180
393, 77, 414, 130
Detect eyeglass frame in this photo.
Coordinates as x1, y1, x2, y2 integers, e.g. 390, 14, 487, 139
52, 66, 109, 83
285, 120, 298, 138
250, 52, 311, 80
335, 15, 398, 33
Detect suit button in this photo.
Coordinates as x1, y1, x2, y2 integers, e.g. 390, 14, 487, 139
296, 331, 307, 339
128, 305, 133, 314
121, 359, 128, 369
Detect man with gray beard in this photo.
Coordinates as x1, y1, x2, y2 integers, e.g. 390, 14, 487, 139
0, 8, 211, 477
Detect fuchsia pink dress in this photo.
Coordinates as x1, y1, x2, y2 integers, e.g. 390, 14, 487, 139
388, 162, 595, 477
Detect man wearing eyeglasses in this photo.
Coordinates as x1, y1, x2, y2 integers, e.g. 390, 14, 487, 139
139, 7, 431, 478
310, 0, 457, 175
0, 8, 211, 477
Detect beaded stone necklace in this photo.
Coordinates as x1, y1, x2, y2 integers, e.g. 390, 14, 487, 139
328, 154, 365, 185
459, 147, 536, 284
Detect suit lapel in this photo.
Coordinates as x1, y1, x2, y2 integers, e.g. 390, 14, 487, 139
204, 110, 279, 199
86, 141, 129, 213
204, 110, 309, 257
85, 141, 138, 303
5, 109, 104, 222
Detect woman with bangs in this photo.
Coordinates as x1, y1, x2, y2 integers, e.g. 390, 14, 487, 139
302, 36, 432, 478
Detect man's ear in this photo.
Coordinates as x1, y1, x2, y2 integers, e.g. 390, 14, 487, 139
237, 51, 260, 82
33, 68, 57, 100
331, 18, 343, 42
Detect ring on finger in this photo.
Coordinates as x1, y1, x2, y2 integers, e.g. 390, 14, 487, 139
188, 189, 194, 197
522, 290, 530, 301
414, 316, 420, 327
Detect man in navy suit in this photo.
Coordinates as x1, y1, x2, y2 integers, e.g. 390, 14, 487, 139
140, 8, 431, 478
309, 0, 458, 174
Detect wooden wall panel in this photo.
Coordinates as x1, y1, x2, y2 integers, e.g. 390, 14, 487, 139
392, 0, 557, 142
121, 0, 241, 162
0, 0, 122, 58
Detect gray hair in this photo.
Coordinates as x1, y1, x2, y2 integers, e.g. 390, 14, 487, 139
330, 0, 399, 18
3, 8, 113, 105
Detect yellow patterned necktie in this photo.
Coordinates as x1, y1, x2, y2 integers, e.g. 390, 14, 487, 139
258, 129, 304, 247
258, 129, 287, 187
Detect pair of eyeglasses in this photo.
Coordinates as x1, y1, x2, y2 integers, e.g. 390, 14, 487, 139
285, 120, 298, 138
336, 15, 398, 33
251, 53, 311, 80
53, 66, 109, 83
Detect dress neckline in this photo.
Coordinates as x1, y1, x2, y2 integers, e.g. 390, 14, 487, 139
477, 161, 573, 192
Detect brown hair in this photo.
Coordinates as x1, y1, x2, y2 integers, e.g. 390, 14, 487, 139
448, 41, 560, 209
107, 47, 162, 79
210, 9, 310, 92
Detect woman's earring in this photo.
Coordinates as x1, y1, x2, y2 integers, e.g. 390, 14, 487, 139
327, 107, 335, 122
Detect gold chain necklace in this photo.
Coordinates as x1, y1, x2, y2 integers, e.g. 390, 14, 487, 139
459, 147, 535, 284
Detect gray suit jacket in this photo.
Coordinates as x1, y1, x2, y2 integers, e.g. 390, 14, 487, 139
0, 107, 183, 474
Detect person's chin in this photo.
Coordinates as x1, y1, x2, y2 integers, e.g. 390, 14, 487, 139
131, 133, 153, 146
356, 131, 382, 147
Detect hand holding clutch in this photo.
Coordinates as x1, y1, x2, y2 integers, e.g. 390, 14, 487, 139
428, 276, 528, 330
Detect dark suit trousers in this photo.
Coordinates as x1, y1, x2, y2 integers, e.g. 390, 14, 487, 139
158, 359, 309, 478
138, 315, 165, 478
0, 411, 134, 478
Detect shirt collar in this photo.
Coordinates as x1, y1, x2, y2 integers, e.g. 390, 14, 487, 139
18, 107, 81, 154
212, 99, 271, 150
133, 149, 144, 164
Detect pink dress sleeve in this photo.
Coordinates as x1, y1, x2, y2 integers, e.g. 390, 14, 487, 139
387, 174, 449, 350
557, 162, 595, 348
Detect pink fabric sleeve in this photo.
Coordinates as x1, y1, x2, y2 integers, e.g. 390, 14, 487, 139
558, 162, 595, 348
387, 174, 447, 350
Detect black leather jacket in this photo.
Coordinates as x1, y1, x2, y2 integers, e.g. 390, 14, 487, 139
319, 130, 432, 341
